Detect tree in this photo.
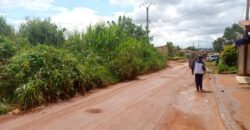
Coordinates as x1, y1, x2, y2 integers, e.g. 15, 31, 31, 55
223, 24, 244, 44
213, 37, 225, 52
166, 41, 175, 57
221, 45, 238, 66
19, 18, 65, 45
186, 46, 197, 51
0, 16, 14, 37
83, 16, 150, 58
117, 16, 149, 43
212, 23, 243, 52
0, 36, 16, 63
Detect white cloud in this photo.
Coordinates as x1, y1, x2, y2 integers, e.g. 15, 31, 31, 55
0, 12, 5, 16
0, 0, 54, 11
1, 0, 246, 48
109, 0, 140, 7
110, 0, 245, 48
51, 7, 112, 31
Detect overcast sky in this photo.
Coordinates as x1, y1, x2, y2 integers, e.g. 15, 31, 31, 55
0, 0, 246, 48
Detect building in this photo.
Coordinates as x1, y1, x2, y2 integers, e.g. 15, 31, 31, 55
235, 20, 250, 83
155, 46, 168, 56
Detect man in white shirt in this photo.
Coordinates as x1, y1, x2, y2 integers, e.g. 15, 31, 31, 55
192, 56, 206, 92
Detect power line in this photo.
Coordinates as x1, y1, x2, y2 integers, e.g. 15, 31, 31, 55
162, 0, 227, 23
149, 22, 166, 37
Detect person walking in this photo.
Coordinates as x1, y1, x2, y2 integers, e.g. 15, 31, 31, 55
192, 56, 206, 92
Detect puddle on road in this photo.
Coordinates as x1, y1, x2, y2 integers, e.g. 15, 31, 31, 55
156, 109, 205, 130
85, 108, 102, 114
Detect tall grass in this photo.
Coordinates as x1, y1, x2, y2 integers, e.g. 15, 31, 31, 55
0, 16, 166, 110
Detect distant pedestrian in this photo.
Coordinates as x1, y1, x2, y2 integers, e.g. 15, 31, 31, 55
192, 56, 206, 92
188, 57, 193, 69
215, 56, 220, 66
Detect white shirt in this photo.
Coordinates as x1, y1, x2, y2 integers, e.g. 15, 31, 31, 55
194, 62, 205, 74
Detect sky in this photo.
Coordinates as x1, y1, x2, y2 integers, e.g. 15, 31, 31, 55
0, 0, 246, 48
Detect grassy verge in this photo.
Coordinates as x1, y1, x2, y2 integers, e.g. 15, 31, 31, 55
217, 63, 237, 74
205, 61, 237, 74
205, 61, 217, 74
0, 102, 10, 114
169, 56, 186, 61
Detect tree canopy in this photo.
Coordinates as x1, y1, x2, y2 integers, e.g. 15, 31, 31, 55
19, 18, 65, 45
212, 23, 243, 52
0, 16, 14, 37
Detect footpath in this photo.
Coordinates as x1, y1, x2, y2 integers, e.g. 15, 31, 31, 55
209, 74, 250, 130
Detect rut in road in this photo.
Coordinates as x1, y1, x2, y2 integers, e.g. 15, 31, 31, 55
0, 62, 225, 130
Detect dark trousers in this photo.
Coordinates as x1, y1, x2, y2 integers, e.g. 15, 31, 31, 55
195, 74, 203, 91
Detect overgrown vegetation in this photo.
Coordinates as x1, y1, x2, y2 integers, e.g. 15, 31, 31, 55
0, 102, 10, 114
212, 24, 241, 74
217, 45, 238, 74
0, 16, 166, 111
165, 41, 184, 59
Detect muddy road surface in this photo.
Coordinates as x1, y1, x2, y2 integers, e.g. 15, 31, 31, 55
0, 62, 226, 130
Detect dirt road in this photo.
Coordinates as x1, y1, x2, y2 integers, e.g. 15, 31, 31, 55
0, 62, 226, 130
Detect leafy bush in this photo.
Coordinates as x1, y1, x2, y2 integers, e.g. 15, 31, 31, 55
19, 18, 65, 46
77, 54, 117, 92
0, 102, 10, 114
0, 16, 14, 37
111, 38, 143, 80
1, 45, 118, 109
0, 16, 166, 110
217, 63, 229, 73
228, 66, 237, 73
217, 45, 238, 74
14, 80, 45, 109
0, 35, 16, 63
140, 44, 166, 73
221, 45, 237, 66
1, 45, 80, 109
217, 63, 237, 74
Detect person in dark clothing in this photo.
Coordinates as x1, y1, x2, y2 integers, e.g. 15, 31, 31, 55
215, 56, 220, 66
188, 57, 193, 69
192, 56, 206, 92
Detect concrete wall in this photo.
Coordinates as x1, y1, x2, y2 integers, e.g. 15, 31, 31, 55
248, 44, 250, 74
238, 45, 245, 75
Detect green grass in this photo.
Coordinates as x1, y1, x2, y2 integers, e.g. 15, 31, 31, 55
217, 63, 237, 74
169, 56, 186, 61
206, 61, 237, 74
205, 61, 217, 74
0, 102, 10, 114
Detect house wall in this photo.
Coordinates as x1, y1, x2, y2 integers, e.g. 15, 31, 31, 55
238, 45, 245, 75
247, 44, 250, 75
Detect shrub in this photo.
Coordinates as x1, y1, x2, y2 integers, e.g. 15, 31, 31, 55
140, 44, 166, 73
0, 35, 16, 63
1, 45, 80, 109
1, 45, 118, 109
0, 16, 167, 110
0, 102, 10, 114
228, 66, 237, 73
111, 38, 143, 80
217, 63, 229, 73
0, 16, 14, 37
77, 54, 117, 92
14, 80, 45, 109
221, 45, 237, 66
217, 63, 238, 74
19, 18, 65, 46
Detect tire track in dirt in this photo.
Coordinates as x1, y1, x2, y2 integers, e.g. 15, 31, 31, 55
0, 62, 226, 130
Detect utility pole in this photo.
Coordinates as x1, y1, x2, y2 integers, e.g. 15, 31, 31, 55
246, 0, 250, 20
146, 6, 149, 38
140, 2, 153, 42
